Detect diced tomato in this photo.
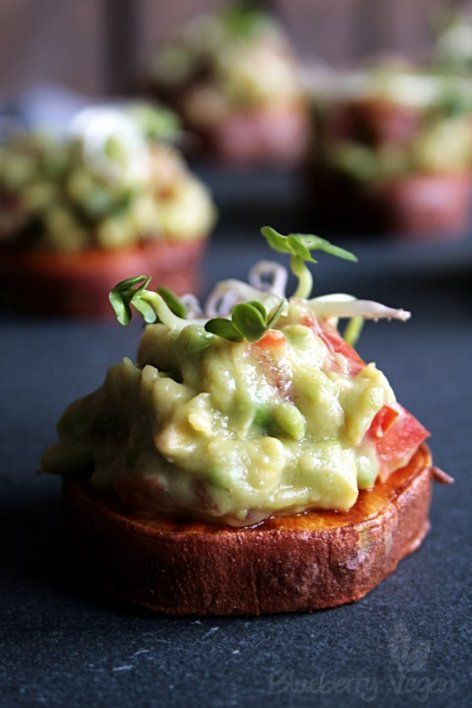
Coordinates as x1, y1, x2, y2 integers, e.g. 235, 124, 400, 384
368, 405, 400, 439
302, 314, 365, 375
321, 326, 365, 374
371, 405, 429, 481
254, 330, 286, 350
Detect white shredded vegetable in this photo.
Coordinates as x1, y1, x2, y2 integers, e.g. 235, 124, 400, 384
311, 293, 356, 303
70, 107, 151, 184
308, 297, 410, 321
180, 293, 203, 318
203, 278, 280, 317
248, 260, 288, 296
177, 261, 410, 329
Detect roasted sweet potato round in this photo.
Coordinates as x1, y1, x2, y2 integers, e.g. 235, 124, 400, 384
64, 444, 435, 615
0, 238, 206, 318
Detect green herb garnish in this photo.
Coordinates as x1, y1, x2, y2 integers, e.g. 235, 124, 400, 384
109, 225, 359, 345
205, 299, 285, 342
156, 285, 187, 318
109, 276, 187, 327
261, 226, 357, 299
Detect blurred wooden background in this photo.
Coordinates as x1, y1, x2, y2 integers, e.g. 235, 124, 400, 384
0, 0, 465, 98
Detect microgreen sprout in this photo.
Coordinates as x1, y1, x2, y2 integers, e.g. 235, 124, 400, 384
205, 299, 285, 342
261, 226, 357, 299
109, 276, 187, 328
109, 226, 363, 345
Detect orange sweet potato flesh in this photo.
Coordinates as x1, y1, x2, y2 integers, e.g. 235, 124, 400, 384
64, 444, 434, 616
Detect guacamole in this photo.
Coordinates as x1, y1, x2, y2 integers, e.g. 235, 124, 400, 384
0, 105, 216, 250
42, 227, 427, 526
43, 298, 397, 525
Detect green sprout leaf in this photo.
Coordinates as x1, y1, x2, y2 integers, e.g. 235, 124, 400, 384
205, 317, 244, 341
246, 299, 267, 318
232, 302, 267, 342
261, 225, 292, 254
109, 275, 151, 325
156, 286, 187, 318
261, 226, 356, 264
266, 300, 285, 329
205, 297, 286, 343
109, 276, 186, 327
289, 236, 316, 263
261, 226, 357, 298
260, 226, 316, 263
293, 234, 357, 262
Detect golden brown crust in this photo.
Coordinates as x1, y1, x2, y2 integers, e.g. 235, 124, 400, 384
63, 444, 434, 616
0, 238, 206, 317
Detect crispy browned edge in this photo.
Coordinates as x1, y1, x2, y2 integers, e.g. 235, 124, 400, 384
63, 444, 433, 616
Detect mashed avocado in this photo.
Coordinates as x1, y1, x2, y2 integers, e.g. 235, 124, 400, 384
42, 299, 395, 525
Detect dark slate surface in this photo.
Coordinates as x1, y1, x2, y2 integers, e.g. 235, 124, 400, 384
1, 170, 471, 707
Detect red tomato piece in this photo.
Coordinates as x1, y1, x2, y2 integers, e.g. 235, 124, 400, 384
368, 405, 400, 439
302, 314, 365, 375
373, 405, 429, 481
254, 330, 286, 350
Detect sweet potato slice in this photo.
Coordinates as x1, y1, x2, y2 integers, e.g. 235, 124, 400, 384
64, 444, 435, 615
0, 238, 206, 318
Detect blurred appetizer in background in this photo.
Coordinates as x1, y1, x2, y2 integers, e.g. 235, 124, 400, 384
42, 227, 452, 616
305, 63, 472, 237
0, 102, 216, 316
148, 4, 308, 166
434, 3, 472, 76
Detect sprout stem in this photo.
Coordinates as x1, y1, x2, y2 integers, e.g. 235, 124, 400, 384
291, 256, 313, 299
343, 317, 364, 347
140, 291, 187, 330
